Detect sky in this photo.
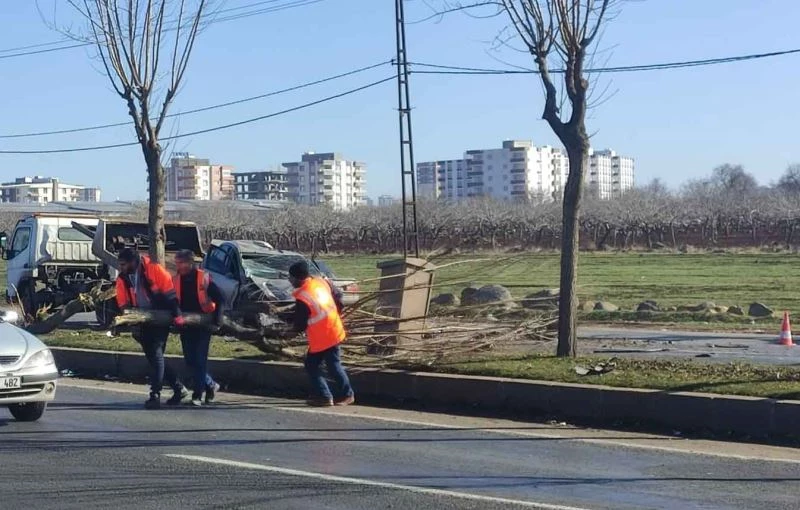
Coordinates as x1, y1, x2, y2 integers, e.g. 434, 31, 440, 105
0, 0, 799, 201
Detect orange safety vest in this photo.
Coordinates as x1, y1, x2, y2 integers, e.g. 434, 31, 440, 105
174, 269, 217, 314
293, 277, 346, 354
115, 255, 176, 309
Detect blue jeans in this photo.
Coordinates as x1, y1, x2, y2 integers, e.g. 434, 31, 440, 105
304, 345, 353, 400
180, 329, 215, 397
139, 326, 182, 397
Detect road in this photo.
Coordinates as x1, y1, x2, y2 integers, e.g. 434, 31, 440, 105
2, 379, 799, 510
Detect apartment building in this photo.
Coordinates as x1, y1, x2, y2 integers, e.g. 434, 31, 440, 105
418, 140, 569, 202
586, 149, 635, 199
283, 152, 367, 210
417, 141, 633, 201
233, 170, 289, 201
166, 153, 234, 201
0, 176, 102, 204
377, 195, 399, 207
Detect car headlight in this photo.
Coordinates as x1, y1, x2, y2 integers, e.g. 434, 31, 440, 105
24, 349, 55, 369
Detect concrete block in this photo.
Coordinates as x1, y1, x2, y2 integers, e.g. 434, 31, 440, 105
413, 372, 506, 408
651, 392, 717, 432
773, 400, 800, 438
598, 386, 662, 425
373, 370, 418, 402
709, 395, 775, 438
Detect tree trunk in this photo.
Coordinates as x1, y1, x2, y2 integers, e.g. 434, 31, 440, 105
557, 144, 587, 358
146, 147, 166, 264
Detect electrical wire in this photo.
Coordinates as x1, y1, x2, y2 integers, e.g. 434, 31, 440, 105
0, 59, 392, 139
407, 1, 499, 25
408, 48, 800, 75
0, 0, 325, 60
0, 76, 394, 154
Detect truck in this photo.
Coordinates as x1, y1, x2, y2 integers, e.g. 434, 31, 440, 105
4, 213, 203, 327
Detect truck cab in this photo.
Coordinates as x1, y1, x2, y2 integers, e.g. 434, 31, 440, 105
4, 214, 103, 314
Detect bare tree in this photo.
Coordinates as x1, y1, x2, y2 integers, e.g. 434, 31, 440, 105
63, 0, 209, 263
499, 0, 614, 356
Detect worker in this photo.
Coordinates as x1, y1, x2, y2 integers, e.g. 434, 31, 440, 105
116, 248, 188, 410
173, 249, 223, 407
288, 261, 355, 407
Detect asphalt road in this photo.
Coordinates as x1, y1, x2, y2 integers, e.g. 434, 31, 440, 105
2, 379, 799, 510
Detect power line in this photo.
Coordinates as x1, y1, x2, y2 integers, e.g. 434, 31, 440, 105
0, 60, 391, 139
0, 0, 324, 60
407, 1, 498, 25
0, 76, 394, 154
408, 48, 800, 75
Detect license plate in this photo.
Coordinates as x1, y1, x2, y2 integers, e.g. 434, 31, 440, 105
0, 377, 21, 389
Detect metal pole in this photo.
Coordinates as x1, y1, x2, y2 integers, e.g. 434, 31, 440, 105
395, 0, 419, 259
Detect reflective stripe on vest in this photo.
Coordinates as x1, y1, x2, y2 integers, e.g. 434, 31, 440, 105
293, 278, 346, 354
174, 269, 216, 314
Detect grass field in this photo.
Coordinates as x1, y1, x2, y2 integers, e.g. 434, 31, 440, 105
324, 252, 797, 324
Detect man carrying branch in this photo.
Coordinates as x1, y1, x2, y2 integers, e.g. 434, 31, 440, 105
288, 261, 355, 407
116, 248, 188, 409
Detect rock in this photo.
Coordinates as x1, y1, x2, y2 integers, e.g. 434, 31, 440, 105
713, 306, 729, 314
652, 242, 666, 249
521, 288, 560, 309
431, 293, 459, 307
748, 302, 774, 318
665, 306, 678, 312
594, 301, 619, 312
637, 300, 659, 312
578, 301, 595, 312
679, 302, 716, 313
728, 305, 745, 316
471, 285, 513, 306
460, 286, 481, 307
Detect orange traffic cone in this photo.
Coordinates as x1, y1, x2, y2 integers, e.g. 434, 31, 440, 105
779, 311, 794, 346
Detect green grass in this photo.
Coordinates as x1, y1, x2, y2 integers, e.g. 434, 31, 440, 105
43, 330, 800, 400
324, 251, 797, 326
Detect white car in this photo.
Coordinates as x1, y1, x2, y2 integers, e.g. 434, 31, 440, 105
0, 310, 58, 421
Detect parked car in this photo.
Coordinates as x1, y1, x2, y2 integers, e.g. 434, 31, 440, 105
202, 240, 360, 315
0, 310, 58, 421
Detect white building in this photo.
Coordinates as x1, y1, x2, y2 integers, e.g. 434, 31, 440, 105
418, 140, 569, 202
0, 176, 101, 204
166, 153, 234, 201
377, 195, 399, 207
283, 152, 367, 210
417, 141, 633, 201
586, 149, 635, 199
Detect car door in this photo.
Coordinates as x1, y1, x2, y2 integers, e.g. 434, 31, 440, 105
5, 222, 34, 299
203, 244, 239, 308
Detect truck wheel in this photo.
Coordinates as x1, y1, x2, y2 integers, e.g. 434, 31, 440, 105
9, 402, 47, 422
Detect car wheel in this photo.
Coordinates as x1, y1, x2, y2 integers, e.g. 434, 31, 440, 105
8, 402, 47, 422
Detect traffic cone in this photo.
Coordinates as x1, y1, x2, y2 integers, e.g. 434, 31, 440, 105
779, 311, 794, 346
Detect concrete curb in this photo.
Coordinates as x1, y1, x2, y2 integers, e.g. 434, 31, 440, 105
52, 347, 800, 441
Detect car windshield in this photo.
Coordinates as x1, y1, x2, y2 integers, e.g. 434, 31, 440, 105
241, 253, 321, 280
314, 260, 337, 278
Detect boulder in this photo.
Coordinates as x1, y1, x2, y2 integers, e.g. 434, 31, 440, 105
679, 302, 716, 313
431, 293, 459, 307
748, 302, 774, 318
594, 301, 619, 312
713, 306, 729, 314
472, 285, 513, 306
578, 301, 595, 312
636, 300, 659, 312
521, 288, 560, 309
728, 305, 745, 316
460, 286, 481, 307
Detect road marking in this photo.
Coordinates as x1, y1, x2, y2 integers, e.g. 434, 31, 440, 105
60, 380, 800, 465
165, 454, 589, 510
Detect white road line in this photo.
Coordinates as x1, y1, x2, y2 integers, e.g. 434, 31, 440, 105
165, 453, 589, 510
60, 380, 800, 465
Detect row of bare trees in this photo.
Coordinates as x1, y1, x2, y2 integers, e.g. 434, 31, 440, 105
169, 164, 800, 254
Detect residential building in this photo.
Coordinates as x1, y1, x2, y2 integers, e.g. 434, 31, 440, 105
417, 141, 634, 202
586, 149, 635, 199
166, 153, 234, 201
283, 152, 367, 210
417, 140, 569, 202
0, 176, 102, 204
233, 170, 289, 201
377, 195, 399, 207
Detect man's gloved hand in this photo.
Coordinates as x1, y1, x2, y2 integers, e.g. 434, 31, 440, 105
173, 316, 186, 327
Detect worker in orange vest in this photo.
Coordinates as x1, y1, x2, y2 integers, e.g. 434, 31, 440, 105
116, 248, 188, 409
173, 250, 224, 407
289, 260, 355, 407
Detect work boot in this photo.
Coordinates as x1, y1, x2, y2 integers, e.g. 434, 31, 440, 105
191, 393, 203, 407
306, 397, 334, 407
145, 393, 161, 410
166, 388, 189, 406
334, 395, 356, 407
205, 382, 220, 404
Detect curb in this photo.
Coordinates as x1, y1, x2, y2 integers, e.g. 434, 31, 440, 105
52, 347, 800, 441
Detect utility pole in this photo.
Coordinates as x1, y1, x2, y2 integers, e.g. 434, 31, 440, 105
395, 0, 420, 258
